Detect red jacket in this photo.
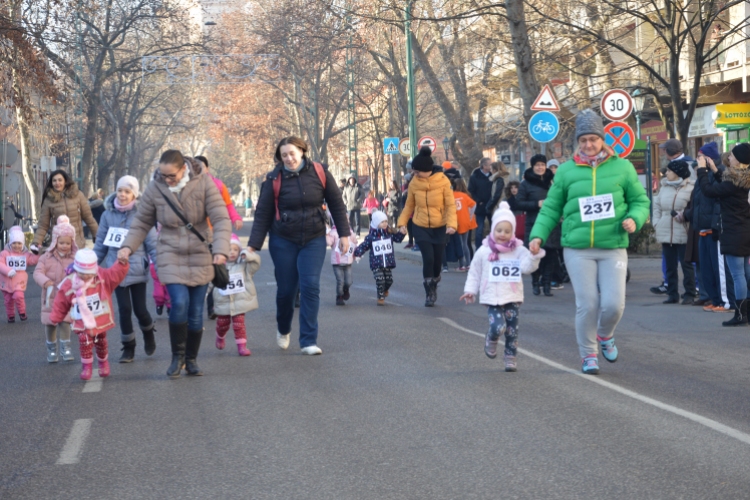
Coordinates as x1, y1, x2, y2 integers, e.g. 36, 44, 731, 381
50, 261, 129, 336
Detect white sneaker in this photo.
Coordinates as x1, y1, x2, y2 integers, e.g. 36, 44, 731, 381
276, 331, 290, 350
300, 345, 322, 355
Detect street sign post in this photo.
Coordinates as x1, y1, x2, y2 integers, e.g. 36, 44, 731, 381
528, 111, 560, 143
399, 139, 411, 157
417, 136, 437, 152
601, 89, 634, 121
604, 121, 636, 158
383, 137, 400, 155
531, 85, 561, 112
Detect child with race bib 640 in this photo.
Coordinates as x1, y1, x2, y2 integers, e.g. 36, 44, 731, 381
354, 210, 405, 306
460, 202, 544, 372
212, 234, 261, 356
0, 226, 40, 323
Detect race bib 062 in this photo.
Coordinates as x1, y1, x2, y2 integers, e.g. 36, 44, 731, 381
489, 260, 521, 283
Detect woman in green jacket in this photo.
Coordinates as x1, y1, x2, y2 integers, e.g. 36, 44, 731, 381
529, 109, 650, 375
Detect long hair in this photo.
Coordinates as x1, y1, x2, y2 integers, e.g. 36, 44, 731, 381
274, 137, 309, 164
504, 180, 521, 199
453, 178, 468, 193
491, 161, 509, 177
42, 169, 74, 207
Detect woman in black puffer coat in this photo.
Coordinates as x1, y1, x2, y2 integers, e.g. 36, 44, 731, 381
696, 143, 750, 326
515, 154, 560, 296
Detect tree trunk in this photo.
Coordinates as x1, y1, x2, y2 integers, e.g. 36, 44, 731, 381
506, 0, 541, 148
11, 74, 39, 221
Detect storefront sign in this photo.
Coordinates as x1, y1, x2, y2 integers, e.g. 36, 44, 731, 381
640, 120, 668, 141
686, 105, 720, 137
715, 103, 750, 126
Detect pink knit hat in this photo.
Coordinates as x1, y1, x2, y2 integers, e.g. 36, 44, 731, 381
48, 215, 79, 255
74, 249, 98, 274
230, 233, 242, 248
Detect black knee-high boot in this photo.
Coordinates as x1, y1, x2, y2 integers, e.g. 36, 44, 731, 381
167, 322, 187, 378
184, 328, 204, 376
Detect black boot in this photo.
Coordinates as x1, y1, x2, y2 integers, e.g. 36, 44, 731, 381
543, 281, 553, 297
336, 295, 345, 306
142, 325, 156, 356
431, 276, 440, 304
532, 277, 541, 296
167, 322, 187, 378
723, 299, 748, 326
184, 329, 204, 376
424, 279, 435, 307
119, 339, 136, 363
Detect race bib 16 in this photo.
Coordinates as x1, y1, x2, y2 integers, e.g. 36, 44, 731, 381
104, 227, 129, 248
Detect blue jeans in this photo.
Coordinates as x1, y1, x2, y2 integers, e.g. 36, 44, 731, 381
269, 234, 326, 348
166, 284, 208, 331
723, 254, 750, 302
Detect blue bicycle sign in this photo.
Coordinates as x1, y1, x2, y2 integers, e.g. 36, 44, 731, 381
528, 111, 560, 143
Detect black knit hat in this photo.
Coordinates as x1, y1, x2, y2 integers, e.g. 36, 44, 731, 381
412, 146, 435, 172
666, 160, 691, 179
530, 154, 548, 168
732, 143, 750, 165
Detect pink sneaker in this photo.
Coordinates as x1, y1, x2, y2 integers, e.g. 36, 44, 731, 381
216, 334, 226, 350
80, 359, 93, 381
236, 340, 251, 357
97, 356, 110, 378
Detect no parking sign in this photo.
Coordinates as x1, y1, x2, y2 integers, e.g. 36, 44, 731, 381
604, 121, 636, 158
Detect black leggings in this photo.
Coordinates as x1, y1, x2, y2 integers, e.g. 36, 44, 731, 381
418, 242, 444, 279
115, 283, 153, 343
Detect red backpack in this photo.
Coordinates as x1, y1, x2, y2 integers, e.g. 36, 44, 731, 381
273, 162, 327, 220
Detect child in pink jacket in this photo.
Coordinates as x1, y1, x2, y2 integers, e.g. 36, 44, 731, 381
326, 220, 358, 306
0, 226, 40, 323
33, 215, 78, 362
50, 249, 129, 381
150, 223, 170, 315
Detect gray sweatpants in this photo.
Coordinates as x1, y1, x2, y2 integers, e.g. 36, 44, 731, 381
563, 248, 628, 358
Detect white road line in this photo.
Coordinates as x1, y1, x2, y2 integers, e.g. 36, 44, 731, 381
82, 372, 102, 393
369, 297, 404, 307
56, 419, 92, 465
437, 317, 750, 446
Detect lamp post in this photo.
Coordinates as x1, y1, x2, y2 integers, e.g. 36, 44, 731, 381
632, 89, 652, 216
632, 89, 645, 140
405, 1, 417, 158
442, 137, 450, 161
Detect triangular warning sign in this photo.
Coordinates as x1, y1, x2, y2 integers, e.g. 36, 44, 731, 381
531, 85, 560, 112
385, 140, 399, 153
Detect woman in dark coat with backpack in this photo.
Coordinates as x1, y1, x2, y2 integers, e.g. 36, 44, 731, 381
516, 154, 560, 296
248, 137, 350, 355
696, 143, 750, 326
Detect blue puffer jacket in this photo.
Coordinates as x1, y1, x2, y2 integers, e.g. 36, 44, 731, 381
93, 194, 157, 288
354, 228, 405, 270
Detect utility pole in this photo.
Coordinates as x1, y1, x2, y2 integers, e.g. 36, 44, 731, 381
404, 1, 418, 159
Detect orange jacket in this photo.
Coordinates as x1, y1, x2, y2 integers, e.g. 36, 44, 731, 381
454, 192, 477, 234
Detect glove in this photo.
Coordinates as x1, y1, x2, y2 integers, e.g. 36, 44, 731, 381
30, 244, 39, 255
7, 270, 16, 278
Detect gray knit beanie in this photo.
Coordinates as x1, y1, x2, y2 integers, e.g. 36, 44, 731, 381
575, 109, 605, 141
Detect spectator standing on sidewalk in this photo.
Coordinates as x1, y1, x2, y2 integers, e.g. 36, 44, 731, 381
468, 157, 494, 249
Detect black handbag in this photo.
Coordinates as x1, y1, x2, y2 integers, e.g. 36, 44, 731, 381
159, 189, 230, 289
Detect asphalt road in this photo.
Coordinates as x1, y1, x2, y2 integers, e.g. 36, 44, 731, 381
2, 223, 750, 499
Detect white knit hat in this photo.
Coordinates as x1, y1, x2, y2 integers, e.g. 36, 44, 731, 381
8, 226, 24, 245
74, 248, 98, 274
370, 210, 388, 229
117, 175, 140, 198
490, 201, 516, 235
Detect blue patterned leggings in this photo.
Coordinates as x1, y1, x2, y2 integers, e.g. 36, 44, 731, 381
488, 303, 520, 357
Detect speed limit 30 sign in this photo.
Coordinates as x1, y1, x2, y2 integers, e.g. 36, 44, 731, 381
601, 89, 633, 122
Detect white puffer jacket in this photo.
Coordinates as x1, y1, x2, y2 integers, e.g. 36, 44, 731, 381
463, 243, 543, 306
653, 178, 694, 245
212, 250, 261, 316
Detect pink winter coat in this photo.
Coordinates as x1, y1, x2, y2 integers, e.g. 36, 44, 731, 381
363, 196, 380, 215
33, 251, 75, 325
326, 227, 358, 265
0, 248, 40, 293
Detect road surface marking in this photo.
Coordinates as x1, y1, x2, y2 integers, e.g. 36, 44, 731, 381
56, 419, 92, 465
82, 372, 102, 393
438, 317, 750, 446
369, 298, 403, 307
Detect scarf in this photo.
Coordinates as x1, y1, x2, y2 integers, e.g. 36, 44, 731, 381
283, 158, 306, 174
575, 144, 614, 167
72, 274, 97, 331
168, 164, 191, 193
114, 198, 136, 212
665, 179, 684, 187
483, 235, 521, 262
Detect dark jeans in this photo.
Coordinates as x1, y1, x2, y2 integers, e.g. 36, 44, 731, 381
348, 210, 361, 235
114, 282, 153, 343
166, 283, 208, 332
269, 234, 326, 348
332, 264, 353, 296
662, 243, 696, 300
474, 213, 491, 249
418, 242, 444, 279
407, 219, 414, 245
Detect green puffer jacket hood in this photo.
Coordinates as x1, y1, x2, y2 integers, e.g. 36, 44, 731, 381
529, 154, 651, 249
